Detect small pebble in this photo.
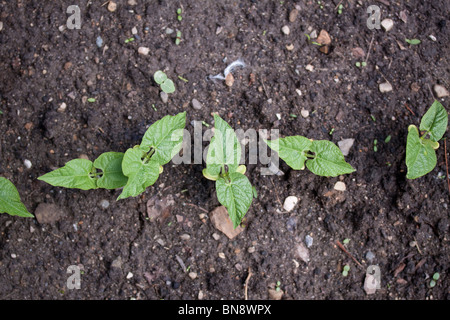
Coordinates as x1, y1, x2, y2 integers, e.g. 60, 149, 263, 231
365, 251, 375, 262
334, 181, 346, 191
138, 47, 150, 55
99, 199, 110, 209
381, 19, 394, 32
212, 233, 220, 240
218, 252, 226, 259
429, 35, 437, 42
180, 234, 191, 241
379, 82, 393, 93
192, 98, 202, 110
286, 44, 294, 51
283, 196, 298, 212
11, 254, 17, 259
126, 272, 133, 279
295, 89, 302, 96
281, 25, 290, 35
160, 91, 169, 104
108, 1, 117, 12
0, 21, 3, 32
96, 36, 103, 48
301, 109, 309, 118
305, 64, 314, 72
188, 272, 197, 279
225, 73, 234, 87
165, 28, 174, 34
338, 139, 355, 156
305, 235, 313, 248
131, 27, 138, 35
24, 159, 32, 169
433, 84, 449, 98
310, 30, 318, 39
248, 246, 256, 253
289, 9, 299, 22
57, 102, 67, 113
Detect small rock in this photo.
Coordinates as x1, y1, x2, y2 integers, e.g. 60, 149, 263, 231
310, 29, 318, 39
218, 252, 226, 259
316, 30, 331, 45
0, 21, 3, 32
225, 73, 234, 87
381, 19, 394, 32
285, 44, 294, 51
111, 256, 123, 269
210, 206, 244, 239
188, 272, 197, 279
365, 251, 375, 262
107, 1, 117, 12
63, 62, 72, 70
410, 82, 420, 92
96, 36, 103, 48
433, 84, 449, 98
165, 27, 174, 34
131, 27, 138, 35
160, 91, 168, 104
11, 254, 17, 259
305, 235, 313, 248
295, 242, 310, 263
35, 203, 64, 224
248, 246, 256, 253
180, 234, 191, 241
429, 35, 437, 42
289, 9, 299, 22
379, 82, 393, 93
198, 290, 204, 300
192, 98, 202, 110
128, 0, 137, 5
300, 109, 309, 118
338, 138, 355, 156
283, 196, 298, 212
268, 289, 283, 300
281, 25, 290, 35
334, 181, 346, 191
24, 159, 32, 169
305, 64, 314, 72
126, 272, 133, 279
295, 89, 302, 96
138, 47, 150, 55
212, 233, 220, 240
57, 102, 67, 113
351, 47, 365, 58
99, 199, 110, 209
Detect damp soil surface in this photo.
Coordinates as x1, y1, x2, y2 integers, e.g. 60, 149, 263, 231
0, 0, 449, 300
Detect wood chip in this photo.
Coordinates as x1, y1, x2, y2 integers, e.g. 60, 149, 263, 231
316, 30, 331, 46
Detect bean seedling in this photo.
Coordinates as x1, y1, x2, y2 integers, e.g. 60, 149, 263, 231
405, 100, 448, 179
203, 115, 254, 229
154, 70, 176, 94
266, 136, 355, 177
0, 177, 33, 217
342, 265, 350, 277
430, 272, 440, 288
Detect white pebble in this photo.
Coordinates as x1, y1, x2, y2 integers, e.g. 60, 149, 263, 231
283, 196, 298, 212
301, 109, 309, 118
138, 47, 150, 55
334, 181, 346, 191
24, 159, 32, 169
57, 102, 67, 112
433, 84, 449, 98
379, 82, 393, 93
429, 35, 437, 42
381, 19, 394, 32
188, 272, 197, 279
338, 138, 355, 156
305, 64, 314, 72
218, 252, 226, 259
126, 272, 133, 279
131, 27, 138, 35
295, 89, 302, 96
11, 253, 17, 259
281, 25, 290, 35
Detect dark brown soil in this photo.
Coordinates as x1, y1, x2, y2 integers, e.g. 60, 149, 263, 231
0, 0, 449, 300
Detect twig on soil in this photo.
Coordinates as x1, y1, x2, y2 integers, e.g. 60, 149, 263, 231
175, 255, 187, 273
335, 240, 363, 269
244, 267, 253, 300
364, 34, 375, 65
445, 139, 450, 196
403, 103, 416, 116
260, 77, 270, 99
185, 202, 209, 214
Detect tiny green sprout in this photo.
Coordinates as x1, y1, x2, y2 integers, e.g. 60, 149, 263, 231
386, 161, 392, 167
305, 33, 311, 42
124, 37, 135, 43
263, 30, 267, 36
289, 114, 297, 118
186, 265, 191, 272
178, 75, 188, 82
361, 61, 367, 67
343, 238, 350, 245
154, 70, 176, 94
329, 128, 335, 135
151, 104, 157, 111
374, 139, 378, 152
405, 38, 421, 45
202, 121, 210, 127
370, 115, 376, 122
177, 8, 182, 15
168, 221, 173, 227
276, 281, 281, 291
356, 61, 367, 68
338, 4, 343, 14
87, 98, 96, 103
342, 265, 350, 277
0, 110, 3, 115
252, 186, 258, 199
385, 135, 391, 143
175, 30, 182, 45
355, 62, 361, 68
430, 272, 440, 288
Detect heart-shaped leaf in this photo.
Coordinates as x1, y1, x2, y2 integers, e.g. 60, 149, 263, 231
161, 79, 175, 94
38, 159, 97, 190
419, 100, 448, 142
406, 125, 438, 179
0, 177, 33, 217
153, 70, 168, 85
266, 136, 313, 170
216, 172, 253, 229
306, 140, 355, 177
94, 152, 128, 189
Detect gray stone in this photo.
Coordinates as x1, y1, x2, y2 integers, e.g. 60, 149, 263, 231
160, 91, 169, 104
35, 203, 64, 224
433, 84, 449, 98
192, 98, 202, 110
365, 251, 375, 262
379, 82, 393, 93
338, 138, 355, 156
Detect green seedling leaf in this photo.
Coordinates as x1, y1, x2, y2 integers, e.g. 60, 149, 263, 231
160, 78, 175, 94
0, 177, 33, 217
266, 136, 313, 170
38, 159, 97, 190
216, 172, 253, 229
93, 152, 128, 189
419, 100, 448, 142
406, 125, 438, 179
206, 114, 241, 176
153, 71, 168, 85
140, 112, 186, 165
405, 38, 421, 45
117, 148, 160, 200
306, 140, 356, 177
